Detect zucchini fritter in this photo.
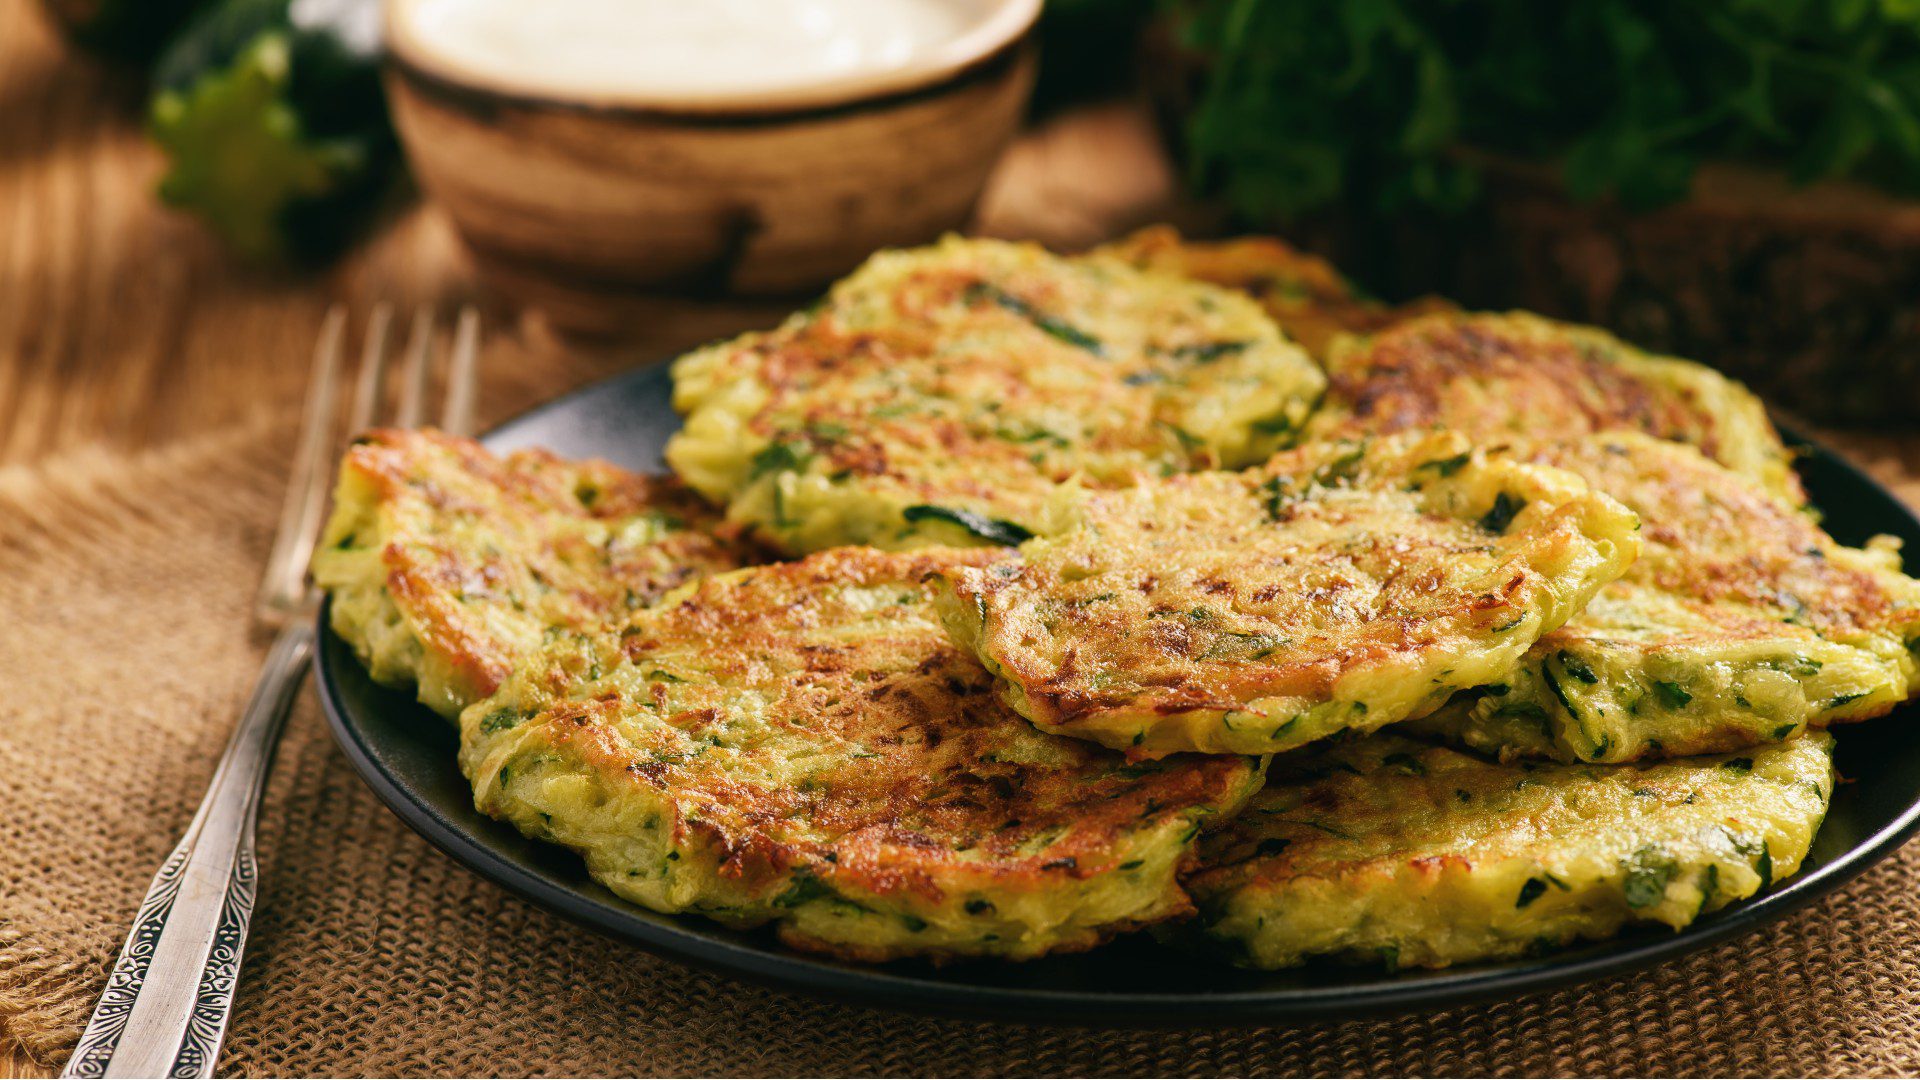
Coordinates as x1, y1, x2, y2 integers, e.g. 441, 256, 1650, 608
934, 431, 1641, 757
1096, 226, 1454, 360
1412, 434, 1920, 762
314, 429, 755, 718
666, 236, 1326, 555
1181, 732, 1833, 971
459, 547, 1262, 962
1313, 311, 1803, 503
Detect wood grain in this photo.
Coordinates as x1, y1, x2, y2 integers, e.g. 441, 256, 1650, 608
387, 42, 1036, 315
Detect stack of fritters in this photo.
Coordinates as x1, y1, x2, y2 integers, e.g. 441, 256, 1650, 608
317, 232, 1920, 970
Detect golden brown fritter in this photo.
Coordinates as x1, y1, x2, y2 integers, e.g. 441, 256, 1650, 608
314, 429, 758, 718
1411, 433, 1920, 762
667, 236, 1326, 555
1181, 732, 1832, 970
934, 431, 1641, 757
1311, 311, 1803, 502
1097, 226, 1454, 359
460, 546, 1263, 962
1116, 235, 1800, 500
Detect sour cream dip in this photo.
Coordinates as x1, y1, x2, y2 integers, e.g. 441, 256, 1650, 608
392, 0, 1024, 109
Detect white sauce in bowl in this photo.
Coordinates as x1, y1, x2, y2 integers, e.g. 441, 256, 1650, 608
394, 0, 1025, 109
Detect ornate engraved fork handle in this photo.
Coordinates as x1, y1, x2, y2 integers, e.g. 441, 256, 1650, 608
63, 623, 314, 1080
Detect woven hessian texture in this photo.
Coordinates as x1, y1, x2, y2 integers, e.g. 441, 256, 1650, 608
5, 404, 1920, 1078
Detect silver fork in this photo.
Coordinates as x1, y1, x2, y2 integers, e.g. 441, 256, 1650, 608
61, 304, 482, 1080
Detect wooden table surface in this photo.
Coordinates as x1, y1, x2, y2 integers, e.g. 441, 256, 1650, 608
13, 3, 1920, 1076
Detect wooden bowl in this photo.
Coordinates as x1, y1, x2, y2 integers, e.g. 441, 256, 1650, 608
384, 0, 1039, 332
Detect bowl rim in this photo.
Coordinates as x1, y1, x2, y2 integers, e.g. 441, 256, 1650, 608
385, 0, 1042, 117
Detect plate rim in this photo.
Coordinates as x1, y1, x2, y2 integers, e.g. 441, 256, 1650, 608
313, 365, 1920, 1026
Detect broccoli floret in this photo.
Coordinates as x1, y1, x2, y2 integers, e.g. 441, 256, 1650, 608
148, 0, 393, 262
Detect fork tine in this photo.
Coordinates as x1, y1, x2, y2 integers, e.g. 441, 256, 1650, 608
255, 305, 347, 622
347, 302, 394, 435
394, 308, 435, 429
440, 306, 481, 436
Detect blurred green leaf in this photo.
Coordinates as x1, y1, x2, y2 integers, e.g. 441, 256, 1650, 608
151, 35, 359, 260
1169, 0, 1920, 221
1794, 90, 1879, 181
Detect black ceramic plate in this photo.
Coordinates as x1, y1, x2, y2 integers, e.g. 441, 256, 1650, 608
315, 364, 1920, 1025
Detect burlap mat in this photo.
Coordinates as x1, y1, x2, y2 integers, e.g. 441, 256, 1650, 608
9, 393, 1920, 1078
